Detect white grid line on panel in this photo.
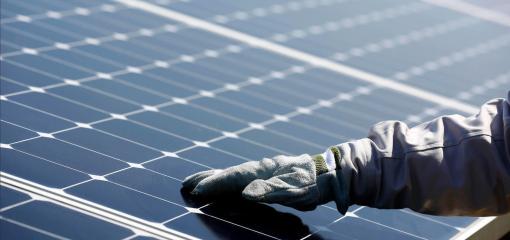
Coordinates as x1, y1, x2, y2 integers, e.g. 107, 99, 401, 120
0, 216, 70, 240
405, 71, 510, 124
0, 23, 188, 59
0, 3, 129, 25
391, 34, 510, 82
300, 206, 366, 239
0, 0, 188, 25
0, 198, 35, 213
210, 0, 353, 24
271, 2, 432, 43
331, 17, 479, 61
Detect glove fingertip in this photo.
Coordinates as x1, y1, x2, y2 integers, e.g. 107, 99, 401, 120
191, 185, 205, 195
182, 176, 200, 190
190, 189, 200, 195
182, 176, 193, 187
182, 169, 220, 190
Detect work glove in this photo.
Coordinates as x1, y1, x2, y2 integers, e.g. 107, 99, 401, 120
182, 148, 350, 214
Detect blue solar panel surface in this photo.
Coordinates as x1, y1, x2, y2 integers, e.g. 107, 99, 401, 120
1, 0, 508, 239
163, 0, 510, 106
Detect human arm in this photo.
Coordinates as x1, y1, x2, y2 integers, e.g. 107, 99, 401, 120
183, 92, 510, 216
338, 93, 510, 216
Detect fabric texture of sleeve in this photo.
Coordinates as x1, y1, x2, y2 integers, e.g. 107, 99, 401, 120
334, 91, 510, 216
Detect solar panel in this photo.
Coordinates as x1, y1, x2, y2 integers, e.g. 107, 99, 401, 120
1, 0, 508, 239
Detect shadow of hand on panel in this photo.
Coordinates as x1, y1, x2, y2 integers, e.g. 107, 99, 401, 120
180, 189, 324, 240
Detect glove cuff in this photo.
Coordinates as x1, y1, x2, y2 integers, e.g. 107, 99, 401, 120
312, 146, 342, 176
315, 147, 350, 214
312, 154, 329, 175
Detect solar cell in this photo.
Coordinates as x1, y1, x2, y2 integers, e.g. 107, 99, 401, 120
1, 0, 507, 239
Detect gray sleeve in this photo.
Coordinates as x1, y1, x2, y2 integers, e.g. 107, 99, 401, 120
334, 92, 510, 216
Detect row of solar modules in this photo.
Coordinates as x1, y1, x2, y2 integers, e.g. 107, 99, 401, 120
2, 0, 507, 239
155, 0, 510, 105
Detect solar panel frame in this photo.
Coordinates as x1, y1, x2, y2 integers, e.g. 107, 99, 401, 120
0, 182, 138, 239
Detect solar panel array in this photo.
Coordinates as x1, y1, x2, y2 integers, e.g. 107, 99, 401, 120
1, 0, 508, 239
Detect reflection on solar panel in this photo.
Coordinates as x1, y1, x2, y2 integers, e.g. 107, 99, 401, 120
1, 0, 508, 239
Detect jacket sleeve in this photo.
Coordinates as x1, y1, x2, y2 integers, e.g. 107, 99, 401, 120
333, 92, 510, 216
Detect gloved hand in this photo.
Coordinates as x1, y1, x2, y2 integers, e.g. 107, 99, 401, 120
182, 150, 349, 213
